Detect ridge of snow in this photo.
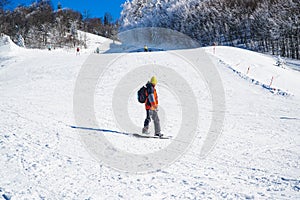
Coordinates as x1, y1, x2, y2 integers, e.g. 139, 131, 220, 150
205, 46, 300, 95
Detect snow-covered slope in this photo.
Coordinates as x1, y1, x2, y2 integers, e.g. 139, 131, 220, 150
77, 30, 112, 53
205, 46, 300, 95
0, 33, 299, 199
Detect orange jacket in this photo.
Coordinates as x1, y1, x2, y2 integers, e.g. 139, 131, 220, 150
145, 83, 158, 110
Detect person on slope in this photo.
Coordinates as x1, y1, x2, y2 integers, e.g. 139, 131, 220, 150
142, 76, 162, 137
144, 45, 148, 52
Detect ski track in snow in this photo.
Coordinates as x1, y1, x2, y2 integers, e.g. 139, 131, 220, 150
0, 36, 300, 199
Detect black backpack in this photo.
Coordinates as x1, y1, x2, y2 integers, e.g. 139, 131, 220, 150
137, 85, 147, 103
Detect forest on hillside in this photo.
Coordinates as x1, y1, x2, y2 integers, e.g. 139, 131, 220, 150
0, 0, 118, 49
120, 0, 300, 59
1, 0, 299, 58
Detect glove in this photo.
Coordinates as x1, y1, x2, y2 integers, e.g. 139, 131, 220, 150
151, 105, 158, 111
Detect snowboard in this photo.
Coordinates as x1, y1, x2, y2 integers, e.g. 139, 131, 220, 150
133, 133, 171, 139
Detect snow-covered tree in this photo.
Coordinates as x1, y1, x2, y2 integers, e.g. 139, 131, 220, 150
17, 34, 25, 47
119, 0, 300, 59
0, 0, 117, 49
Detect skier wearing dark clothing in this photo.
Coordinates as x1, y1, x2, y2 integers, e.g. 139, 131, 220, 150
144, 45, 148, 52
142, 76, 162, 137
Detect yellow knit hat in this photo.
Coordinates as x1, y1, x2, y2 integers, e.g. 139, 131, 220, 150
150, 76, 157, 85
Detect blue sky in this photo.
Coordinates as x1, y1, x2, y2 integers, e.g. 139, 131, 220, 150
7, 0, 126, 20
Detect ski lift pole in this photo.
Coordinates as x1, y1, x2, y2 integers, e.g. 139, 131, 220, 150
246, 66, 250, 75
269, 76, 274, 87
213, 42, 216, 54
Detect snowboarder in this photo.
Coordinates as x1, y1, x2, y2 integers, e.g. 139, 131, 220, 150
142, 76, 162, 137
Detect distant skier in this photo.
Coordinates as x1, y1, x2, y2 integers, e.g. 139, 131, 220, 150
144, 45, 148, 52
275, 55, 284, 68
76, 47, 80, 55
142, 76, 162, 137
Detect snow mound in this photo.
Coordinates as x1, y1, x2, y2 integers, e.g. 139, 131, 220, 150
0, 35, 23, 67
115, 28, 200, 53
0, 34, 20, 53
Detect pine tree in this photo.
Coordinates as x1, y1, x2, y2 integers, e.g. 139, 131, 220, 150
57, 1, 62, 10
17, 34, 25, 47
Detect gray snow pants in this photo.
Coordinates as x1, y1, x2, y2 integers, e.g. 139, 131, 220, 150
144, 110, 161, 134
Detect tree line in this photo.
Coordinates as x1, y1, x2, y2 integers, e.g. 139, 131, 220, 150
120, 0, 300, 59
0, 0, 118, 49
